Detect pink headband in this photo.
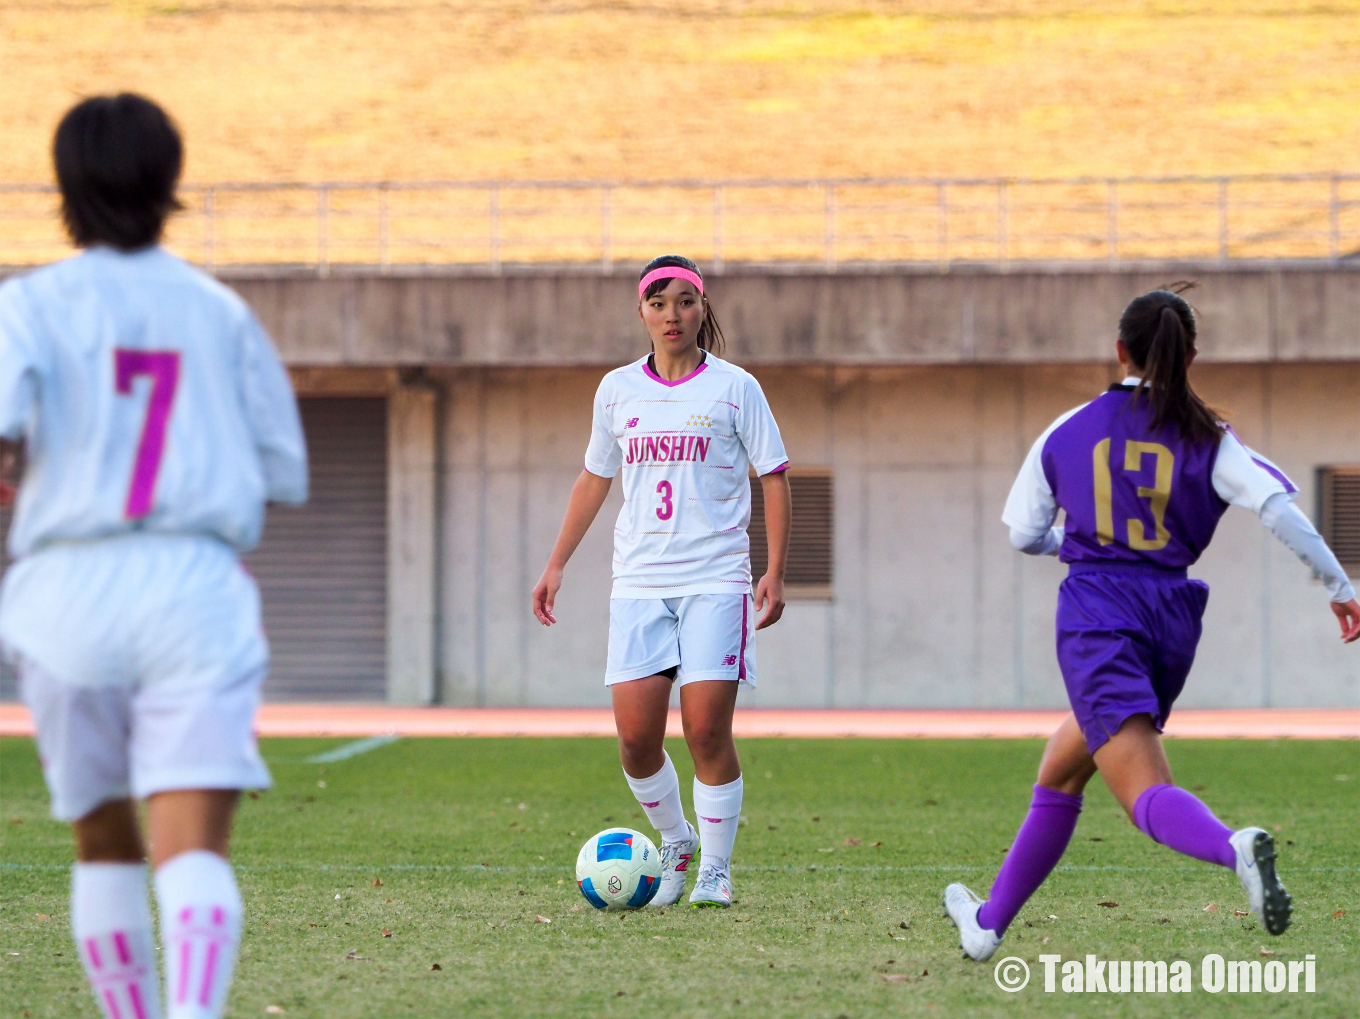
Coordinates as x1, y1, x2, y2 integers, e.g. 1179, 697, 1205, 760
638, 267, 704, 299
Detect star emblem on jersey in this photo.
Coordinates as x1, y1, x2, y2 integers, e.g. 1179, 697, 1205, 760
685, 414, 713, 428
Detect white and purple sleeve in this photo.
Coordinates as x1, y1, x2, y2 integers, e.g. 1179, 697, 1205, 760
1214, 430, 1354, 602
1001, 406, 1084, 556
0, 281, 39, 442
241, 311, 308, 505
583, 377, 622, 479
736, 373, 789, 476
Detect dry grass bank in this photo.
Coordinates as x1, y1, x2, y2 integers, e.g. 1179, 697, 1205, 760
3, 2, 1359, 185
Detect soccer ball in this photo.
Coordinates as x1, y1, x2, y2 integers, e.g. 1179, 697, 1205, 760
575, 828, 662, 910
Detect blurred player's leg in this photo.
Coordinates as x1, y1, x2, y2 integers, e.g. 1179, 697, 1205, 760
151, 792, 242, 1019
24, 669, 164, 1018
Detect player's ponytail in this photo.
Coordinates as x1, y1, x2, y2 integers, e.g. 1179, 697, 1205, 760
1118, 288, 1222, 444
638, 254, 727, 357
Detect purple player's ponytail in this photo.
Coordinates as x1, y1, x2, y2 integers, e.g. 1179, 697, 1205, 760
1118, 289, 1222, 444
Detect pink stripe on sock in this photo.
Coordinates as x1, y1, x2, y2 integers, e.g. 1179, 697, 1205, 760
176, 941, 191, 1004
113, 931, 132, 966
180, 907, 193, 925
128, 982, 148, 1019
212, 907, 224, 926
104, 989, 124, 1019
199, 941, 220, 1007
86, 938, 103, 970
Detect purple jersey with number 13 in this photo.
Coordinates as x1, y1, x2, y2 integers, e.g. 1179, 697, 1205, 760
1041, 385, 1291, 569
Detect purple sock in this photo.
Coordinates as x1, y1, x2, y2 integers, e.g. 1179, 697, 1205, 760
976, 785, 1083, 935
1133, 784, 1236, 869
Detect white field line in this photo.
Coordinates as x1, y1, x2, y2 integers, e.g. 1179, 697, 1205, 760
304, 735, 401, 763
3, 862, 1357, 874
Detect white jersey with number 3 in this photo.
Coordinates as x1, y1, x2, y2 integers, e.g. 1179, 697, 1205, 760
585, 353, 788, 598
0, 246, 307, 557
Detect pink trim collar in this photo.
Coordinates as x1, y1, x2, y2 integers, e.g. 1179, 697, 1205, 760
642, 357, 709, 387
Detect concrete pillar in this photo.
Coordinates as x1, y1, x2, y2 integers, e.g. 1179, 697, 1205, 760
386, 383, 438, 704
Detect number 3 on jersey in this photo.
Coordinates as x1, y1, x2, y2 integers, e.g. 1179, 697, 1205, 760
655, 480, 674, 520
114, 349, 181, 519
1093, 438, 1175, 550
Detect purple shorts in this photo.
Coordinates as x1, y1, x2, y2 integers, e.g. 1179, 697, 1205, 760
1056, 562, 1210, 755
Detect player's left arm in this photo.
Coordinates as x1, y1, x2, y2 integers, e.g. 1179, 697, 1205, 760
0, 282, 37, 507
755, 468, 790, 630
1214, 431, 1358, 643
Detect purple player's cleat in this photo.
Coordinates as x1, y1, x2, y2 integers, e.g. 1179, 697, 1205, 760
942, 883, 1003, 961
1231, 828, 1291, 935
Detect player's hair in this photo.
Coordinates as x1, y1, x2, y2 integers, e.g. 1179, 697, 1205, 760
54, 94, 184, 251
639, 255, 726, 357
1118, 288, 1222, 444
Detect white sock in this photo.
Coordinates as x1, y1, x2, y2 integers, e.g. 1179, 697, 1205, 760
71, 862, 163, 1019
692, 774, 743, 868
154, 852, 243, 1019
624, 752, 690, 844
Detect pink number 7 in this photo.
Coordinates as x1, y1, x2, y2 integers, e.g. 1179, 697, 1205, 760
114, 349, 181, 519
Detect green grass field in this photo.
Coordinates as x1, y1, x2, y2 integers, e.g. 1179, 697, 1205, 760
1, 735, 1356, 1018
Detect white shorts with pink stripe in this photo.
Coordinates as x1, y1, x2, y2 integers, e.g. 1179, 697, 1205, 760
605, 593, 756, 688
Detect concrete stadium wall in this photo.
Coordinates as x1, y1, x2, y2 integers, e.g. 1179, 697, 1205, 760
233, 263, 1360, 367
435, 362, 1360, 710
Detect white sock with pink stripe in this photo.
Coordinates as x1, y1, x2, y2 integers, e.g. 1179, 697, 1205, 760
154, 851, 243, 1019
624, 752, 690, 844
71, 862, 162, 1019
692, 774, 743, 867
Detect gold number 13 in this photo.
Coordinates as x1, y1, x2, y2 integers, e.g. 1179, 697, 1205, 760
1093, 439, 1176, 550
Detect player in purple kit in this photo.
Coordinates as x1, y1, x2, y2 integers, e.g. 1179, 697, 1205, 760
943, 288, 1360, 961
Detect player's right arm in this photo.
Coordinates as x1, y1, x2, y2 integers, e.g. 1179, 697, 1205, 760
240, 309, 308, 505
533, 469, 613, 626
533, 376, 623, 626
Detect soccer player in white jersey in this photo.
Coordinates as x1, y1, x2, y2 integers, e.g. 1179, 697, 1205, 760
0, 95, 307, 1019
533, 255, 791, 908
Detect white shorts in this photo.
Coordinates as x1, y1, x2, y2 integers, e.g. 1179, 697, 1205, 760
605, 593, 756, 688
20, 658, 271, 822
0, 532, 267, 690
1, 533, 272, 821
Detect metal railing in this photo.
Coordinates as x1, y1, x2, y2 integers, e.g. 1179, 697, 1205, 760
3, 174, 1359, 274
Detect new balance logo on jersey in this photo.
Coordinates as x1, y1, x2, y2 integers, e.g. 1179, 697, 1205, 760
626, 418, 640, 428
625, 435, 711, 465
723, 654, 738, 666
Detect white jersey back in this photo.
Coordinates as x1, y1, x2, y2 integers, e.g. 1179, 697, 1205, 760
0, 246, 307, 557
585, 354, 788, 598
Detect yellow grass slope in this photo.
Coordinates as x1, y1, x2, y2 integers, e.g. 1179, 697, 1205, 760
2, 1, 1360, 185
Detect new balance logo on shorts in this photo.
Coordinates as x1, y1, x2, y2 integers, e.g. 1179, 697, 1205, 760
723, 654, 738, 666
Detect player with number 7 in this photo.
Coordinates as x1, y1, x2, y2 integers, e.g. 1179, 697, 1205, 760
0, 95, 307, 1019
942, 287, 1360, 963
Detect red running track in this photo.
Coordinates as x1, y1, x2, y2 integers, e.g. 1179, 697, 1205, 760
0, 704, 1356, 739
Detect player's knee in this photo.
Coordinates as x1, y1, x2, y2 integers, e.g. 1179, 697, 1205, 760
682, 718, 731, 758
617, 731, 662, 770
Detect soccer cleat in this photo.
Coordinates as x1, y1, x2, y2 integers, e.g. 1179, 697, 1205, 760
1231, 827, 1292, 935
650, 822, 699, 908
688, 861, 732, 908
942, 883, 1004, 962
